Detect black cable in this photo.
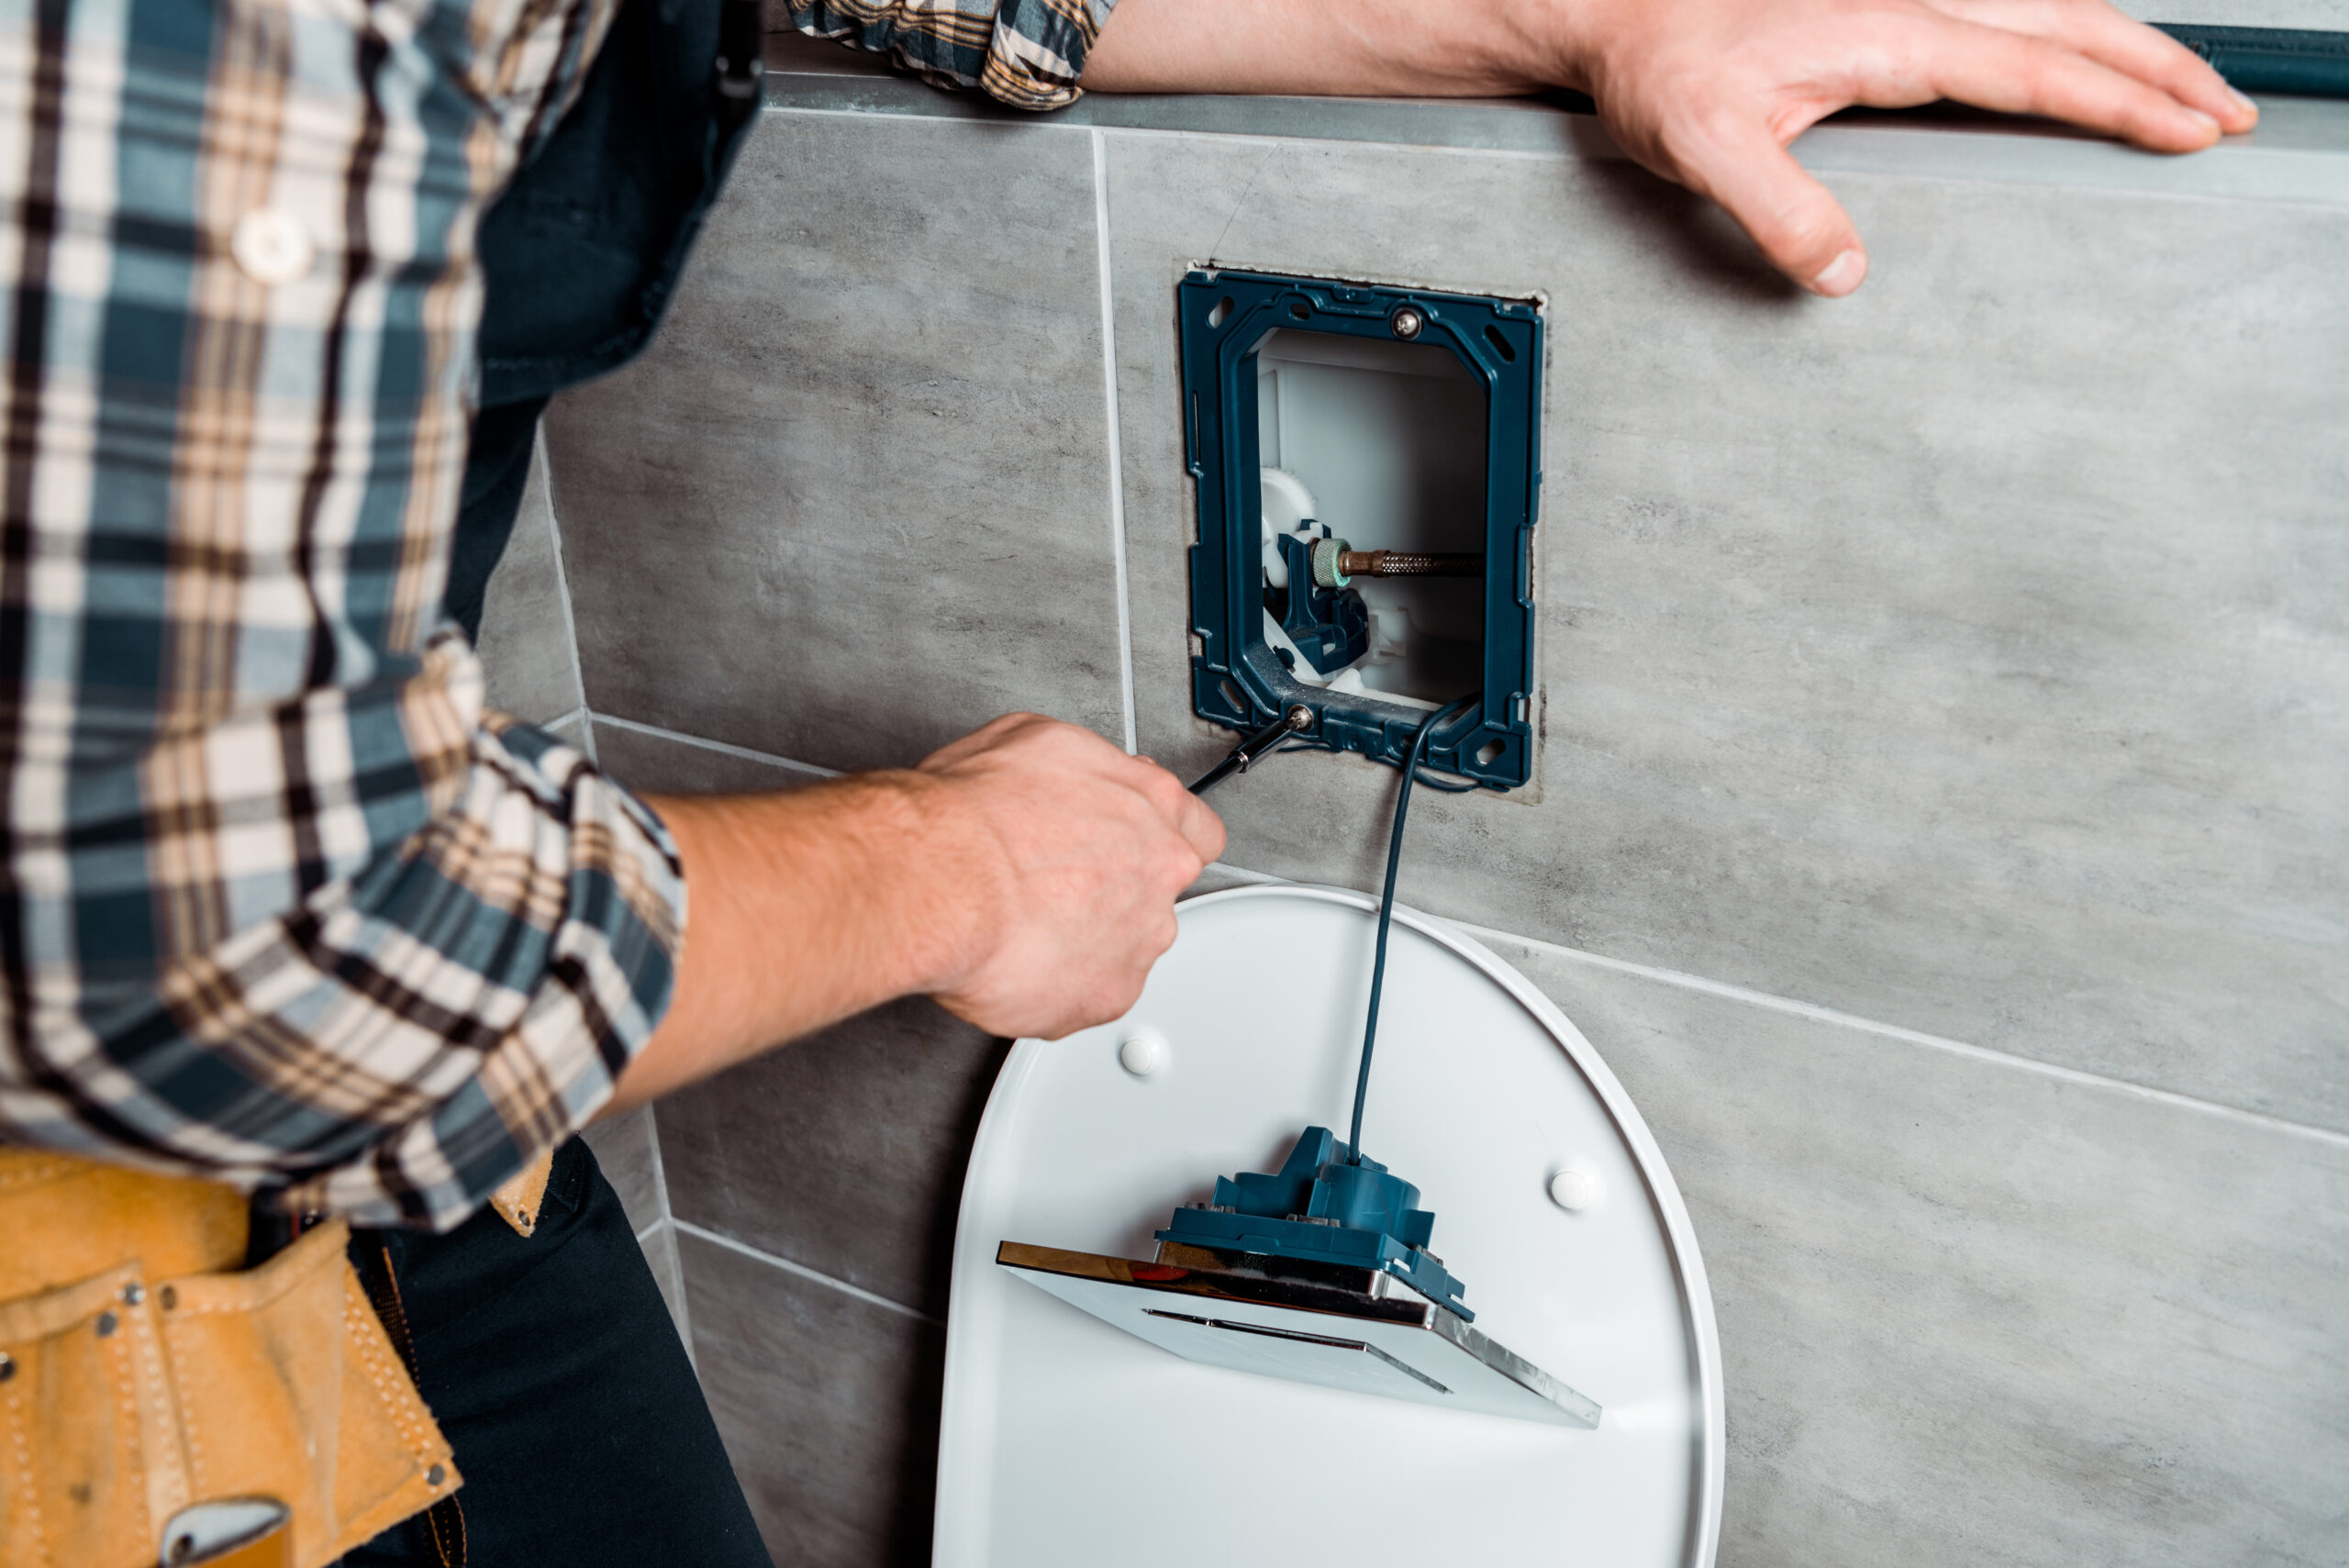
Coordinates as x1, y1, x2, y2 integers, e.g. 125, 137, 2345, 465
1408, 767, 1483, 795
1346, 693, 1481, 1164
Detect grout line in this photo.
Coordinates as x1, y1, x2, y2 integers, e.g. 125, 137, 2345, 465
545, 703, 589, 741
633, 1216, 697, 1368
1197, 862, 2349, 1151
1193, 861, 1283, 888
643, 1106, 675, 1229
673, 1220, 945, 1326
641, 1131, 695, 1389
535, 425, 597, 768
590, 712, 841, 778
1092, 128, 1140, 755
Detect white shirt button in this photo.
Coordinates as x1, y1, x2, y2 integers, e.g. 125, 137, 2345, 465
229, 208, 315, 285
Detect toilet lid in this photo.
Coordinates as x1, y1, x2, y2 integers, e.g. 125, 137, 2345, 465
933, 884, 1724, 1568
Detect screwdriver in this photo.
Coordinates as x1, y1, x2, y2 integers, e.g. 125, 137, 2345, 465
1188, 705, 1315, 795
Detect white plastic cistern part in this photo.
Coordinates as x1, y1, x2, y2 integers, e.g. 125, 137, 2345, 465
1118, 1028, 1167, 1078
1548, 1166, 1599, 1212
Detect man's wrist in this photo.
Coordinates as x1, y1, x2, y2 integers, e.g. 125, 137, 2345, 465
851, 768, 1013, 1006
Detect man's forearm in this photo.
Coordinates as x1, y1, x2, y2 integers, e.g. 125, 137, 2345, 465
1081, 0, 1560, 99
598, 715, 1224, 1118
600, 775, 967, 1115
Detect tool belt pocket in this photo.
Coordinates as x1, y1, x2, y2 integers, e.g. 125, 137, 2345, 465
0, 1169, 458, 1568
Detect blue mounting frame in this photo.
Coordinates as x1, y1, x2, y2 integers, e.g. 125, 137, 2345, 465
1182, 269, 1542, 791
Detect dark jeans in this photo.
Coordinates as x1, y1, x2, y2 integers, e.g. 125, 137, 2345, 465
341, 1138, 772, 1566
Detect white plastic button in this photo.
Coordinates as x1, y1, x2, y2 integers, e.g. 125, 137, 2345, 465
1548, 1167, 1598, 1212
230, 208, 315, 285
1117, 1028, 1166, 1078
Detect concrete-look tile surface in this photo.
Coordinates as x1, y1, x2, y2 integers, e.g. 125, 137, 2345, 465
639, 1221, 693, 1352
580, 1105, 664, 1237
592, 718, 829, 796
546, 110, 1128, 773
660, 997, 1008, 1318
473, 433, 583, 726
1475, 929, 2349, 1566
682, 1230, 946, 1567
1104, 129, 2349, 1133
2113, 0, 2349, 22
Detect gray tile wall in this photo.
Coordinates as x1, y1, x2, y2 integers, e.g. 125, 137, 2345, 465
474, 443, 691, 1339
544, 111, 1131, 771
474, 429, 585, 729
525, 69, 2349, 1568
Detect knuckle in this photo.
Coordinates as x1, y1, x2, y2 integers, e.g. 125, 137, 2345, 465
1156, 844, 1201, 889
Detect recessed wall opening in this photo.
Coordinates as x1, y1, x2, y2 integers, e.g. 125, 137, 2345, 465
1182, 269, 1541, 791
1252, 329, 1488, 709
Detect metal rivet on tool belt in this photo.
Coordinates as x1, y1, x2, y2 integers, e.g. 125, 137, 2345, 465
1389, 306, 1425, 340
159, 1285, 178, 1310
0, 1352, 15, 1381
120, 1282, 145, 1306
427, 1464, 446, 1487
95, 1311, 118, 1338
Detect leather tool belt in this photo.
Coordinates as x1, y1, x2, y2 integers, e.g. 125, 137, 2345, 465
0, 1150, 460, 1568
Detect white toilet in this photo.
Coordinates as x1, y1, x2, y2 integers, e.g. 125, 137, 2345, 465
933, 884, 1725, 1567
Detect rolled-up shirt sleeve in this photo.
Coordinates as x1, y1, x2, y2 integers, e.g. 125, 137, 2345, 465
0, 0, 674, 1228
790, 0, 1112, 109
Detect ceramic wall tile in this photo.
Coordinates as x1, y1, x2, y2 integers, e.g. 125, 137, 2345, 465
640, 1221, 692, 1352
2112, 0, 2349, 25
661, 997, 1008, 1318
474, 433, 583, 726
1480, 929, 2349, 1565
682, 1231, 947, 1565
580, 1105, 664, 1237
545, 110, 1128, 773
591, 718, 829, 796
1103, 128, 2349, 1132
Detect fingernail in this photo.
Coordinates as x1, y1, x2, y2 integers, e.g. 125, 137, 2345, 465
2226, 85, 2258, 119
2185, 106, 2221, 137
1810, 248, 1867, 297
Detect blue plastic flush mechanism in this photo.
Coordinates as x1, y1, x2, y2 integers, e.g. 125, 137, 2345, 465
1157, 1125, 1472, 1319
1181, 269, 1542, 791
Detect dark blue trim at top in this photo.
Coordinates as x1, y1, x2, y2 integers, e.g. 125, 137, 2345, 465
2156, 24, 2349, 98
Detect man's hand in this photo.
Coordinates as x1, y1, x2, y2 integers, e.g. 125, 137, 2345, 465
602, 716, 1220, 1116
915, 714, 1224, 1038
1080, 0, 2256, 295
1553, 0, 2254, 293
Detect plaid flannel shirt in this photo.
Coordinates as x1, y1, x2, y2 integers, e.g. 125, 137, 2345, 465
791, 0, 1108, 108
0, 0, 1095, 1229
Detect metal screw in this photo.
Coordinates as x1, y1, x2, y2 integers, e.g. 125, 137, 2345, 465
427, 1464, 447, 1487
120, 1282, 145, 1307
0, 1352, 15, 1382
1390, 305, 1425, 339
95, 1311, 118, 1338
1283, 704, 1315, 734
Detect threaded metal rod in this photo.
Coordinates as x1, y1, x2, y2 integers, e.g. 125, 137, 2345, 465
1337, 550, 1483, 578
